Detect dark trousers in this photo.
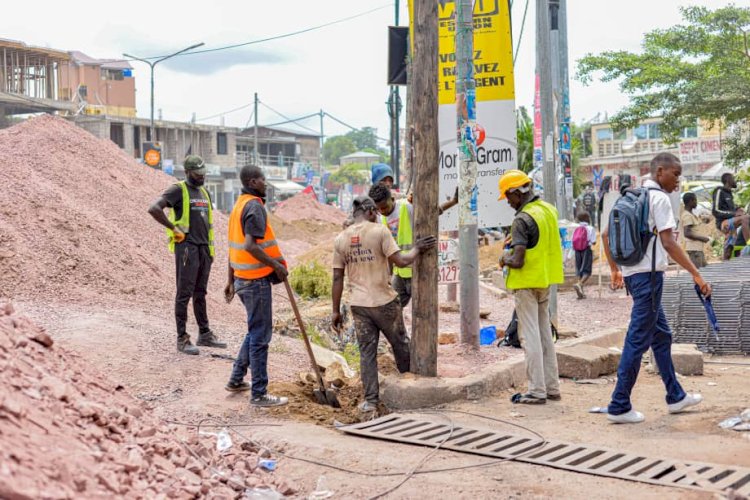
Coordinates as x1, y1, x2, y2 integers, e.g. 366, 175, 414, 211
174, 243, 212, 338
392, 275, 412, 307
608, 272, 686, 415
230, 277, 273, 398
351, 299, 410, 404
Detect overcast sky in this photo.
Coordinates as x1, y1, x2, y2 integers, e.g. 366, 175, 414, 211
4, 0, 748, 142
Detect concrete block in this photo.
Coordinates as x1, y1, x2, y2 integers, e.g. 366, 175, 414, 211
671, 344, 704, 376
490, 270, 506, 290
556, 344, 621, 379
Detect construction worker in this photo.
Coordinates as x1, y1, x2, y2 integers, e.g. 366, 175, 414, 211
331, 196, 436, 414
148, 155, 226, 355
498, 170, 563, 405
223, 165, 289, 407
369, 183, 458, 307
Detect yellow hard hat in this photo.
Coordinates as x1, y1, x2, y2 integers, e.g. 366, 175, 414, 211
497, 170, 531, 200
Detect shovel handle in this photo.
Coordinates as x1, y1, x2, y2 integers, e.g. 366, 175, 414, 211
283, 278, 327, 391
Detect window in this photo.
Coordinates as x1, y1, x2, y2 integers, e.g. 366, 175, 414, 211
634, 125, 648, 140
217, 132, 228, 155
682, 126, 698, 138
614, 129, 627, 141
110, 123, 124, 149
102, 69, 124, 81
648, 123, 661, 139
596, 128, 613, 140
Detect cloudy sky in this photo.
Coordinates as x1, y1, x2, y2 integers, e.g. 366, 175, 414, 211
4, 0, 748, 141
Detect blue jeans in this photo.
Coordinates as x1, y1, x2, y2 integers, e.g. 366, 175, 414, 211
608, 272, 686, 415
230, 277, 273, 398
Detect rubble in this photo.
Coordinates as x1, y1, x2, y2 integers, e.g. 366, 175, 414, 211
273, 191, 346, 225
556, 344, 621, 379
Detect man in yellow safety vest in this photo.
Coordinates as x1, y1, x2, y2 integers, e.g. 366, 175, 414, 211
148, 155, 226, 355
498, 170, 563, 405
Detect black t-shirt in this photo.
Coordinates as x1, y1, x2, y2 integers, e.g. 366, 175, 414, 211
241, 197, 268, 241
163, 182, 211, 245
510, 196, 540, 250
582, 192, 596, 210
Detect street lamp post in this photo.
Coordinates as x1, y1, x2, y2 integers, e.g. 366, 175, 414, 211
123, 43, 204, 142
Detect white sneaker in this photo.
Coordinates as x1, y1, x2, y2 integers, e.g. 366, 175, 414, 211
668, 393, 703, 414
607, 410, 645, 424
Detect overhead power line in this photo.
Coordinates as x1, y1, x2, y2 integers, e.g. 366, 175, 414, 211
513, 0, 531, 66
259, 101, 319, 134
196, 102, 253, 122
324, 111, 389, 142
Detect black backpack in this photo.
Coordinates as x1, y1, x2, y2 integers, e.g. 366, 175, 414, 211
497, 310, 558, 348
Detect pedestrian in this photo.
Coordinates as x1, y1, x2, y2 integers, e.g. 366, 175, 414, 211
148, 155, 226, 355
572, 212, 596, 299
712, 173, 737, 259
581, 184, 598, 228
331, 196, 436, 414
721, 207, 749, 259
223, 165, 289, 407
681, 192, 709, 269
369, 183, 457, 307
498, 170, 563, 405
602, 152, 710, 424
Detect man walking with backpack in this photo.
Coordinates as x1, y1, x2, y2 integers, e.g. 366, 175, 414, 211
572, 212, 596, 299
603, 153, 711, 424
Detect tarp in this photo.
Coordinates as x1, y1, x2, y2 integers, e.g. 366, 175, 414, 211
700, 161, 731, 179
268, 179, 305, 194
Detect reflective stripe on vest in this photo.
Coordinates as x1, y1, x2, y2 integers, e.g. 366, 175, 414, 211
505, 199, 564, 290
381, 201, 414, 278
165, 181, 215, 257
228, 193, 287, 280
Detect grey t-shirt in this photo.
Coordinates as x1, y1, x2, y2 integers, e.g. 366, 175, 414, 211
510, 196, 540, 250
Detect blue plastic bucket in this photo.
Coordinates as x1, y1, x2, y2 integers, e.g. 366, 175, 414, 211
479, 325, 497, 345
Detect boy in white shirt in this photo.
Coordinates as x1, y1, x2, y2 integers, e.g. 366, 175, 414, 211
601, 153, 712, 424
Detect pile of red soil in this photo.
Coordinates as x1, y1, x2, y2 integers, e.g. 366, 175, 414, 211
0, 303, 296, 498
0, 115, 231, 311
273, 190, 346, 225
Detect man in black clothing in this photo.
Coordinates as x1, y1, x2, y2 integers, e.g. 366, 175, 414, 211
712, 172, 737, 231
148, 155, 226, 355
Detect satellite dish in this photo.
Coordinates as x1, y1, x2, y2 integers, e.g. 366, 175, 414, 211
622, 136, 638, 151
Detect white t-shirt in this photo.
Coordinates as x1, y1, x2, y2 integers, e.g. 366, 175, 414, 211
580, 222, 597, 246
621, 180, 676, 278
384, 199, 414, 241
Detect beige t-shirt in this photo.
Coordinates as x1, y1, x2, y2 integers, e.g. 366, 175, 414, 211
333, 221, 401, 308
681, 210, 705, 252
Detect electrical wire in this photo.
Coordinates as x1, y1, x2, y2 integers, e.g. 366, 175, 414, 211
244, 109, 255, 129
260, 101, 320, 135
513, 0, 530, 66
324, 111, 389, 142
261, 112, 321, 129
196, 102, 253, 122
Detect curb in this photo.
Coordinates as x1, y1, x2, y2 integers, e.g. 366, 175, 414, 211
381, 327, 626, 410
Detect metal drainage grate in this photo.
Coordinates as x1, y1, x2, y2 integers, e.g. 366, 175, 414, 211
341, 414, 750, 496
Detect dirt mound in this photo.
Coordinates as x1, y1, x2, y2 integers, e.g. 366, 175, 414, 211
273, 190, 346, 225
0, 115, 232, 312
296, 240, 335, 269
0, 303, 296, 498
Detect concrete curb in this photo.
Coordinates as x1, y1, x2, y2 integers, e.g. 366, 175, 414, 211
381, 327, 626, 410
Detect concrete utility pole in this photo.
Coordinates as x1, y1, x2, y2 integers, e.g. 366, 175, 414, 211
388, 0, 402, 186
123, 43, 204, 143
253, 92, 259, 166
410, 0, 439, 377
536, 0, 559, 323
319, 109, 325, 171
550, 0, 573, 220
456, 0, 479, 348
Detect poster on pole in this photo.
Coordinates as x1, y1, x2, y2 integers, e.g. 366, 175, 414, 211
437, 238, 460, 284
412, 0, 516, 230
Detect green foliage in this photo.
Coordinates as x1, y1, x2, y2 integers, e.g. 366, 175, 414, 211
345, 127, 380, 151
329, 163, 370, 186
342, 342, 361, 370
737, 166, 750, 210
305, 323, 327, 348
289, 261, 331, 299
322, 136, 357, 165
516, 106, 534, 173
576, 5, 750, 160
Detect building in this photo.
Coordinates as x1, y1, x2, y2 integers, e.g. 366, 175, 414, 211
581, 117, 723, 182
237, 126, 321, 170
66, 51, 135, 118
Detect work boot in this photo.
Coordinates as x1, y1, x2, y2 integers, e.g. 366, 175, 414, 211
196, 330, 227, 348
177, 336, 199, 355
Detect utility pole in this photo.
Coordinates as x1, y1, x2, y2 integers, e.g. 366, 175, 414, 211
319, 109, 325, 172
410, 0, 439, 377
253, 92, 259, 166
388, 0, 402, 186
537, 0, 559, 324
550, 0, 572, 220
456, 0, 479, 348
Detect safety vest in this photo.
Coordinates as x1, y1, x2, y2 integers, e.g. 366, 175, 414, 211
381, 201, 413, 278
228, 193, 286, 280
506, 199, 564, 290
166, 181, 215, 257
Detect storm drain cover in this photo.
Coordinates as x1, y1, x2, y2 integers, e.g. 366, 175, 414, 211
341, 414, 750, 496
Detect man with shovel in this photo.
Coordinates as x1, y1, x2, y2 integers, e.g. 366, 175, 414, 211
224, 165, 288, 407
331, 196, 436, 414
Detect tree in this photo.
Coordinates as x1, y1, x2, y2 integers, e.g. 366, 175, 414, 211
516, 106, 534, 173
322, 136, 356, 165
345, 127, 380, 151
577, 5, 750, 166
329, 163, 369, 186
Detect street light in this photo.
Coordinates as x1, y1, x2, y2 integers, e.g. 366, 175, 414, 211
123, 42, 204, 142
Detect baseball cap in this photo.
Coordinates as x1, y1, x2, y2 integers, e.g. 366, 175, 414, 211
371, 163, 394, 185
184, 155, 206, 174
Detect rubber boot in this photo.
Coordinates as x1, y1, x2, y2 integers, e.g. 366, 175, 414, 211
177, 335, 199, 355
196, 330, 227, 348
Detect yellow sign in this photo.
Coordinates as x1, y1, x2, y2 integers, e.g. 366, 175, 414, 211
144, 149, 161, 168
409, 0, 515, 105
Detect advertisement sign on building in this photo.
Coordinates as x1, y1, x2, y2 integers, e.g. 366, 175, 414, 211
143, 142, 162, 169
679, 137, 721, 164
411, 0, 517, 230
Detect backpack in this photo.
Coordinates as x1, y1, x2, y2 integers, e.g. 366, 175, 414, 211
497, 310, 558, 349
572, 226, 589, 251
607, 187, 661, 267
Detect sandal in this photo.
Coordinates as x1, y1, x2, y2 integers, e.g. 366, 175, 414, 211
510, 392, 546, 404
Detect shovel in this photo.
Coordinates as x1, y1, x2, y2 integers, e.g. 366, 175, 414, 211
283, 278, 341, 408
